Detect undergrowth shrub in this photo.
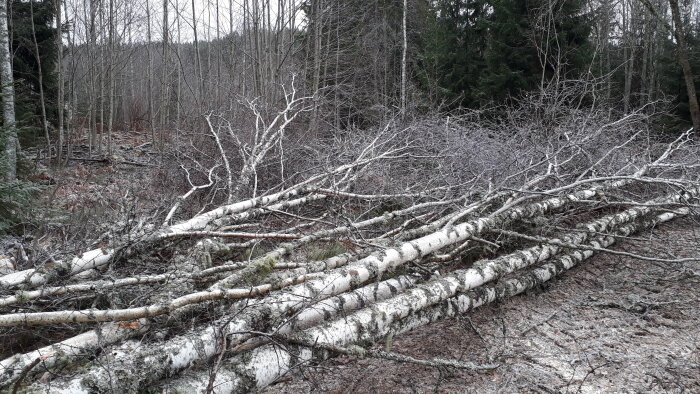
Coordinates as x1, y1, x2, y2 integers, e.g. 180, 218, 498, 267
0, 180, 40, 233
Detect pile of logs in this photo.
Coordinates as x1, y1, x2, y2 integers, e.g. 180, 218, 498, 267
0, 127, 698, 393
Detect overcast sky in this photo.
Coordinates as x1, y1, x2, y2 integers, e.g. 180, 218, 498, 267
65, 0, 307, 44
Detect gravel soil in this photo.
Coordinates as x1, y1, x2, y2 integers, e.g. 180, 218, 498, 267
264, 219, 700, 393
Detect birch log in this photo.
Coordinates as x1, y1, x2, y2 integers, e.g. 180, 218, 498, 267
0, 320, 149, 388
2, 130, 682, 290
386, 208, 690, 343
160, 207, 688, 393
29, 276, 418, 393
0, 187, 317, 290
297, 194, 692, 348
26, 182, 646, 392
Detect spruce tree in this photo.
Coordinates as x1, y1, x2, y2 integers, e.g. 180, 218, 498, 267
478, 0, 592, 104
9, 0, 58, 137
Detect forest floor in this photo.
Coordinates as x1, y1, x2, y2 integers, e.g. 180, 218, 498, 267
4, 133, 176, 259
263, 219, 700, 393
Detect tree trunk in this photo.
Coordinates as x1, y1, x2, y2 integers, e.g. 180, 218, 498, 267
55, 0, 64, 165
29, 0, 51, 159
98, 0, 105, 154
622, 1, 636, 114
175, 0, 182, 129
215, 0, 221, 105
88, 0, 97, 155
400, 0, 407, 114
107, 0, 115, 155
0, 0, 17, 182
63, 0, 74, 163
310, 0, 322, 131
669, 0, 700, 132
19, 183, 620, 390
49, 193, 693, 394
146, 0, 155, 143
160, 0, 169, 147
191, 0, 203, 101
289, 192, 689, 348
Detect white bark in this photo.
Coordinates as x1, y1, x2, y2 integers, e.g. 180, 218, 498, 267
0, 150, 396, 289
0, 0, 17, 182
55, 0, 64, 164
400, 0, 407, 113
0, 248, 113, 289
31, 182, 631, 392
387, 208, 689, 341
298, 192, 692, 348
206, 115, 234, 202
0, 320, 149, 387
0, 186, 317, 289
8, 132, 692, 390
210, 196, 464, 290
162, 166, 216, 226
230, 81, 310, 199
161, 207, 689, 393
0, 264, 248, 308
0, 273, 325, 326
271, 274, 418, 335
35, 275, 417, 393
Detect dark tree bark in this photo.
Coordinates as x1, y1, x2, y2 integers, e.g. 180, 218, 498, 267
668, 0, 700, 132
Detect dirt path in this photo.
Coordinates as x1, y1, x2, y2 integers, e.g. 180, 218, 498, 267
264, 219, 700, 393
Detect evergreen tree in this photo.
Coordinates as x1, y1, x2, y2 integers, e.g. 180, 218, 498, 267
416, 0, 489, 107
0, 0, 55, 232
417, 0, 592, 108
478, 0, 538, 104
9, 0, 58, 141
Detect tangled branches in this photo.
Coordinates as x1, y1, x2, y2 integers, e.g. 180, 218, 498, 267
1, 105, 699, 392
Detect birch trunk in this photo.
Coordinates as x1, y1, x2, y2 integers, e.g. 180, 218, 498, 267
0, 0, 17, 182
106, 0, 115, 154
297, 192, 692, 348
0, 186, 317, 289
35, 275, 418, 393
386, 208, 689, 344
400, 0, 407, 114
146, 0, 155, 142
192, 0, 203, 100
30, 183, 628, 391
0, 152, 386, 289
88, 0, 97, 154
623, 0, 636, 114
0, 321, 149, 387
160, 207, 689, 394
160, 0, 169, 140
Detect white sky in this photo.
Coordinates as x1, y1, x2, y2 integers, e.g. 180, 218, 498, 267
65, 0, 307, 44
